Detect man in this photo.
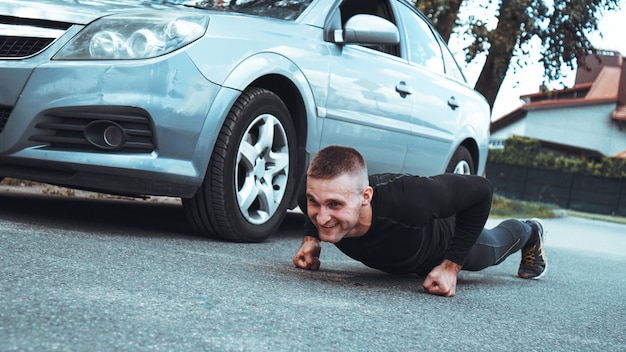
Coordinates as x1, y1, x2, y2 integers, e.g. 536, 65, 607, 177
292, 145, 547, 297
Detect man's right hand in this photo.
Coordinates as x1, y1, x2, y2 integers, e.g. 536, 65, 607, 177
293, 236, 321, 270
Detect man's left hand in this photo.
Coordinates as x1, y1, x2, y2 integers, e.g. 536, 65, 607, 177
422, 259, 462, 297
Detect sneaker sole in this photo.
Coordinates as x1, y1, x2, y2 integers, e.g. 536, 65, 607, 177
520, 262, 548, 280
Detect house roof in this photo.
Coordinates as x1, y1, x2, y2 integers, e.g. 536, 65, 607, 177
614, 105, 626, 120
615, 150, 626, 158
491, 52, 626, 158
493, 52, 626, 129
587, 66, 620, 100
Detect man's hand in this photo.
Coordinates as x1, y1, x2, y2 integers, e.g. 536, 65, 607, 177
293, 236, 322, 270
422, 259, 463, 297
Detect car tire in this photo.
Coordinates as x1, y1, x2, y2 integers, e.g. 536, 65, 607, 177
183, 87, 297, 242
445, 146, 474, 175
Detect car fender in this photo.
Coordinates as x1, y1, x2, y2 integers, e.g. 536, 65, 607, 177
463, 94, 491, 175
221, 52, 324, 151
187, 85, 242, 185
447, 112, 490, 175
189, 52, 324, 184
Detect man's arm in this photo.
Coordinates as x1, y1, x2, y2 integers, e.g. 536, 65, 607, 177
420, 175, 492, 296
384, 174, 491, 297
440, 175, 493, 266
293, 236, 322, 270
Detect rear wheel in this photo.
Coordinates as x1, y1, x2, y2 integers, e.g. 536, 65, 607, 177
445, 146, 474, 175
183, 87, 297, 242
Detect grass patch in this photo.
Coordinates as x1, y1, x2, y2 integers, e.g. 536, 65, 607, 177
491, 194, 626, 225
490, 194, 558, 219
0, 178, 39, 186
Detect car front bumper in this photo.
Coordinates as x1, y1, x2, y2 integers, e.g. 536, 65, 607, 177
0, 48, 236, 197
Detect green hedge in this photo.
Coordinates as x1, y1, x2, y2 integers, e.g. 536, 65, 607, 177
488, 136, 626, 179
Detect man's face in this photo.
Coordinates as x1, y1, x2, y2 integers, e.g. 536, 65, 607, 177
306, 173, 369, 243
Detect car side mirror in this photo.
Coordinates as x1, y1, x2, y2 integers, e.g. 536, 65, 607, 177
333, 14, 399, 45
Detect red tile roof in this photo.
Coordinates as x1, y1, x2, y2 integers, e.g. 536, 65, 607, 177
587, 66, 620, 100
614, 149, 626, 158
613, 105, 626, 120
494, 52, 626, 125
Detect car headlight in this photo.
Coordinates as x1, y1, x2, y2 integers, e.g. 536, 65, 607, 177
54, 13, 209, 60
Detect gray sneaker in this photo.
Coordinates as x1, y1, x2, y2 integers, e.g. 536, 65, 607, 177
518, 218, 547, 279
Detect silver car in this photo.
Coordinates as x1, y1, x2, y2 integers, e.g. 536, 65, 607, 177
0, 0, 490, 242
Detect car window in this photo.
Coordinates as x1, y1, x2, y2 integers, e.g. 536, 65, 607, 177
397, 3, 444, 74
440, 39, 467, 83
338, 0, 400, 56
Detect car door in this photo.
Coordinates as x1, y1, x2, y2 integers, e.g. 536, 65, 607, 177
395, 1, 468, 175
320, 0, 413, 174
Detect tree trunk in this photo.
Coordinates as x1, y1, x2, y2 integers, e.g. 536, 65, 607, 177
473, 0, 529, 110
414, 0, 463, 43
474, 54, 503, 109
434, 0, 463, 43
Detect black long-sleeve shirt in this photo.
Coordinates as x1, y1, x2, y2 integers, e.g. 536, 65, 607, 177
304, 173, 493, 276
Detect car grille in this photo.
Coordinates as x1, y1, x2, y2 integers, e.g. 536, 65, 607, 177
30, 107, 156, 153
0, 105, 12, 133
0, 37, 55, 58
0, 16, 72, 58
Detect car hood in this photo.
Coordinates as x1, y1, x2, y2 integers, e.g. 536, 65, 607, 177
1, 0, 192, 25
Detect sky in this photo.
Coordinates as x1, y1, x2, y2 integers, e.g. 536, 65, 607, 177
447, 0, 626, 119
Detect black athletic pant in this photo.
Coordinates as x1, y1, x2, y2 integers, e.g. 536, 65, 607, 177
462, 219, 534, 271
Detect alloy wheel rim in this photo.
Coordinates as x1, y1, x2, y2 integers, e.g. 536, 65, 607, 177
453, 160, 471, 175
235, 113, 290, 224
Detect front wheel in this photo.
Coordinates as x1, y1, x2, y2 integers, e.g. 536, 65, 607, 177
445, 146, 474, 175
183, 87, 297, 242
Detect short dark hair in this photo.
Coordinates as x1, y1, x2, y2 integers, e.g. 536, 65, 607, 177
307, 145, 368, 189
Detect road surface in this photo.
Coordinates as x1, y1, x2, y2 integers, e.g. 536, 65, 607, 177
0, 188, 624, 351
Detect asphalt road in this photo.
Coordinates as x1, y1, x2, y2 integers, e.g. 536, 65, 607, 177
1, 187, 625, 351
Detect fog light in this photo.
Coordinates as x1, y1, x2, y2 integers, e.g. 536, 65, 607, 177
84, 120, 127, 150
103, 125, 124, 148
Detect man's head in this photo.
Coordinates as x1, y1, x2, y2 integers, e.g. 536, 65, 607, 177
305, 146, 373, 243
307, 145, 369, 190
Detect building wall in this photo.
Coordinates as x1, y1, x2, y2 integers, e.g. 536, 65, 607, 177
490, 103, 626, 156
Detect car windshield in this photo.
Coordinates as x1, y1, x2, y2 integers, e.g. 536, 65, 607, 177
161, 0, 315, 20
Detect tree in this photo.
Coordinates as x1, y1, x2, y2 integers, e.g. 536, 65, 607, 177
415, 0, 621, 110
415, 0, 463, 42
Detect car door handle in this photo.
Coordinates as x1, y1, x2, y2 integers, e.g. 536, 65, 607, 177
395, 81, 412, 97
448, 96, 460, 110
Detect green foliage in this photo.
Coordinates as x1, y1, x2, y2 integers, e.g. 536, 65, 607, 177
414, 0, 463, 42
415, 0, 621, 109
543, 0, 620, 79
490, 194, 557, 218
0, 178, 38, 186
488, 136, 626, 178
